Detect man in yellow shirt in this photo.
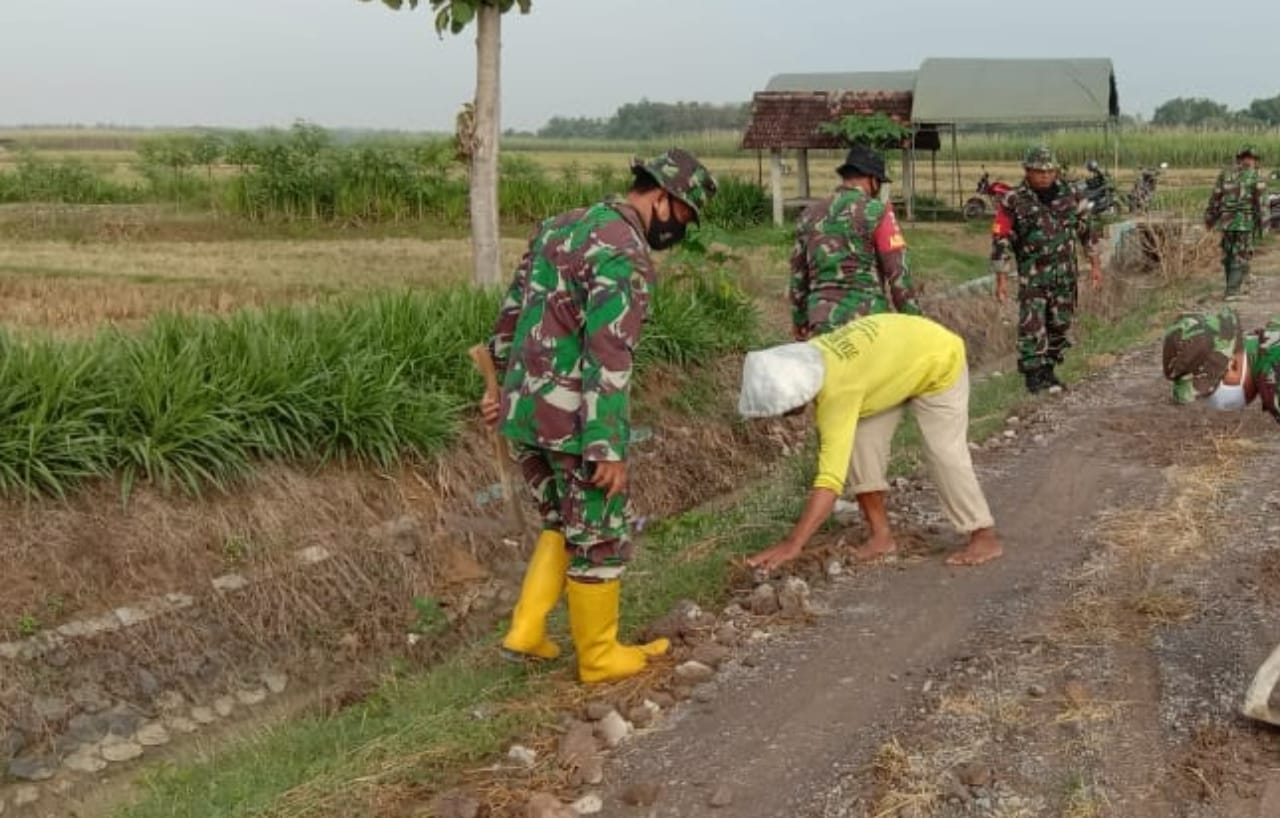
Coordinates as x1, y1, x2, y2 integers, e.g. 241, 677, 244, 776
738, 314, 1003, 570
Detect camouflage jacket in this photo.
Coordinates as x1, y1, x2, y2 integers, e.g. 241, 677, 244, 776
990, 180, 1100, 279
489, 198, 654, 461
1246, 319, 1280, 423
788, 187, 920, 335
1205, 166, 1266, 233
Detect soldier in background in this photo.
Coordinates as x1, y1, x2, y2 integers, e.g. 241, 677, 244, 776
1163, 306, 1280, 422
991, 145, 1102, 394
788, 144, 921, 341
1205, 145, 1266, 301
480, 149, 717, 684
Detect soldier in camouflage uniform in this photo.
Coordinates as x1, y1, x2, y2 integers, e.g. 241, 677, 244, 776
991, 145, 1102, 394
1204, 145, 1266, 300
789, 144, 921, 340
480, 148, 717, 684
1163, 306, 1280, 422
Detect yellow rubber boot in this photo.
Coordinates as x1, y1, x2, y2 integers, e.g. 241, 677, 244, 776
501, 530, 570, 660
566, 579, 670, 684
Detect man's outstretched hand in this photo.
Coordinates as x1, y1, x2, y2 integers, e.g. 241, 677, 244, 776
746, 540, 803, 572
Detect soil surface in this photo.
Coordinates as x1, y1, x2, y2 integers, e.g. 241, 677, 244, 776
592, 263, 1280, 817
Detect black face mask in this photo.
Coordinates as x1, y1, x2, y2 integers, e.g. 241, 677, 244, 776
646, 198, 686, 250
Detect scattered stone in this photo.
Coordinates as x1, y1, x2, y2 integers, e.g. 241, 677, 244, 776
262, 670, 289, 695
65, 713, 108, 744
526, 792, 573, 818
942, 775, 971, 803
135, 667, 160, 697
1033, 434, 1047, 445
675, 660, 715, 684
213, 696, 236, 718
826, 559, 845, 578
709, 785, 735, 808
43, 647, 71, 668
1027, 683, 1048, 698
100, 736, 144, 763
64, 746, 108, 774
1, 729, 26, 761
571, 793, 603, 815
506, 744, 537, 768
557, 720, 599, 767
105, 703, 145, 737
594, 710, 632, 748
1006, 415, 1020, 426
376, 515, 424, 557
154, 690, 187, 713
190, 707, 217, 725
1002, 429, 1017, 439
673, 685, 694, 701
13, 786, 39, 807
722, 603, 746, 619
32, 694, 73, 724
620, 782, 662, 808
648, 691, 675, 710
583, 701, 614, 721
427, 790, 481, 818
692, 684, 716, 704
778, 577, 812, 617
713, 624, 740, 646
164, 716, 199, 735
236, 687, 268, 706
628, 703, 655, 729
212, 573, 249, 592
8, 755, 57, 782
135, 722, 171, 747
691, 643, 731, 669
749, 583, 780, 616
954, 761, 994, 789
573, 755, 604, 786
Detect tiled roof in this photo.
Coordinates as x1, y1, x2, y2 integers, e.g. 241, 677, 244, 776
741, 91, 914, 150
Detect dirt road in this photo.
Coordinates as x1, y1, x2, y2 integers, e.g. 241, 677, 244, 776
596, 266, 1280, 817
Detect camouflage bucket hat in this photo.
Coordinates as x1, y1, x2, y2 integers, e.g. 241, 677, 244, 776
631, 148, 718, 223
1238, 143, 1261, 161
1023, 145, 1058, 171
1162, 307, 1242, 403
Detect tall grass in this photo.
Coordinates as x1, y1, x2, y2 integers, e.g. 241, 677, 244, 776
949, 126, 1280, 168
0, 276, 757, 499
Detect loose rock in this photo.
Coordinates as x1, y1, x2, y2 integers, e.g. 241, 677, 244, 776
583, 701, 613, 721
262, 670, 289, 695
713, 624, 740, 647
648, 691, 676, 710
64, 747, 108, 774
32, 695, 73, 724
692, 684, 716, 703
65, 713, 108, 745
154, 690, 187, 713
12, 786, 39, 807
8, 755, 57, 782
691, 643, 731, 669
594, 710, 632, 748
954, 761, 994, 788
557, 720, 599, 767
778, 577, 812, 617
749, 584, 780, 616
213, 696, 236, 718
135, 722, 171, 747
236, 687, 268, 706
190, 707, 217, 725
427, 790, 481, 818
571, 793, 603, 815
69, 683, 113, 714
572, 755, 604, 786
826, 559, 844, 578
105, 703, 145, 737
620, 782, 662, 807
100, 736, 144, 763
628, 703, 655, 729
675, 660, 715, 684
165, 716, 199, 735
709, 785, 735, 808
507, 744, 537, 768
1027, 683, 1048, 698
526, 793, 573, 818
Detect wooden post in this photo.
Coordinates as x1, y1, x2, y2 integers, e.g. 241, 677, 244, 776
796, 149, 810, 199
903, 134, 915, 222
770, 149, 785, 226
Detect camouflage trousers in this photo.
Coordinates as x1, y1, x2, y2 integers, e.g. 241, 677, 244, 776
1017, 270, 1077, 373
512, 444, 633, 580
803, 291, 888, 336
1221, 230, 1256, 296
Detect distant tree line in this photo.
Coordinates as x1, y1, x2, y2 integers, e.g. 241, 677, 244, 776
1152, 93, 1280, 127
537, 99, 749, 139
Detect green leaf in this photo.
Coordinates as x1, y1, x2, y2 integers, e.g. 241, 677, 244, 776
450, 0, 475, 31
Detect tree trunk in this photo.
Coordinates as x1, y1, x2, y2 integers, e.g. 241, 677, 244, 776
470, 4, 503, 286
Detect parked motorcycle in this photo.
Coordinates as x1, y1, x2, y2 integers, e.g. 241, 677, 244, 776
1127, 162, 1168, 214
962, 168, 1012, 220
1076, 159, 1119, 217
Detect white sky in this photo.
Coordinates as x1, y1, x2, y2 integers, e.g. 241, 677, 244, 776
2, 0, 1278, 131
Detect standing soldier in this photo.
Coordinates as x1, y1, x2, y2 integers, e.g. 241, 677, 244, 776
480, 149, 717, 684
1204, 145, 1266, 301
991, 145, 1102, 394
789, 144, 921, 341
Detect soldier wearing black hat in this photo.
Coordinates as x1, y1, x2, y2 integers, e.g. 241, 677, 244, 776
787, 144, 921, 341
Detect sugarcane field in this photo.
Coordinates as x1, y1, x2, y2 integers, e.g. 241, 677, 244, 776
5, 3, 1280, 817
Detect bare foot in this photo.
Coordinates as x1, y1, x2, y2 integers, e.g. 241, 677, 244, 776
852, 531, 897, 562
945, 528, 1004, 567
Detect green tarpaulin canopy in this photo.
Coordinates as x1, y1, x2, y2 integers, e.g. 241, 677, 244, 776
911, 58, 1118, 124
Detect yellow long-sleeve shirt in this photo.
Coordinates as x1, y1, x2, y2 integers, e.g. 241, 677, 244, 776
810, 314, 966, 493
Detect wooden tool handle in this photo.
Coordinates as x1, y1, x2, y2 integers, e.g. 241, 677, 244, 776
469, 344, 500, 394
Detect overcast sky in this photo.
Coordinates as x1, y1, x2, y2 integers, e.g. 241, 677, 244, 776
3, 0, 1278, 132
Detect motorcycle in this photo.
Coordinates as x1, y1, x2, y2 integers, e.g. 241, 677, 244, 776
962, 168, 1012, 220
1075, 159, 1119, 217
1127, 162, 1168, 214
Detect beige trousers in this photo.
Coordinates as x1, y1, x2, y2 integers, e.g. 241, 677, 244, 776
849, 371, 995, 533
